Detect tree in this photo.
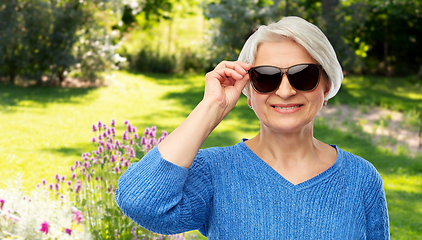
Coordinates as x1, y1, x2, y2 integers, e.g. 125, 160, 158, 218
204, 0, 279, 64
339, 0, 422, 75
0, 0, 128, 85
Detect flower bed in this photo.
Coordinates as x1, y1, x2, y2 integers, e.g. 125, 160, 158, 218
0, 120, 197, 239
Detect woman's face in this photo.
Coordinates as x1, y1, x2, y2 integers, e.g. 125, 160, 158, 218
249, 39, 330, 134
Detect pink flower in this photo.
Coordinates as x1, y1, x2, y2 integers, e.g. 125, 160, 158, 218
39, 221, 50, 234
65, 228, 72, 235
72, 210, 84, 224
111, 119, 116, 127
0, 199, 4, 210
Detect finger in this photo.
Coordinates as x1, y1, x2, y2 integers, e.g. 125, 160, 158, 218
215, 61, 249, 75
212, 68, 244, 83
233, 61, 253, 71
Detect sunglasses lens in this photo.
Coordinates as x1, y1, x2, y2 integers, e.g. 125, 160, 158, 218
250, 66, 281, 93
288, 64, 320, 91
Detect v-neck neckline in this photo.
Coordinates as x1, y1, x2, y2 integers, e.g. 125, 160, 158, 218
239, 139, 342, 191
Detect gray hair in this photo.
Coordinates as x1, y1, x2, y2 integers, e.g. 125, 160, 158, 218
238, 16, 343, 100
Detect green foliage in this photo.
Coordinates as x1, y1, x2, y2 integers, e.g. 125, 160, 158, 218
339, 0, 422, 75
0, 0, 123, 85
119, 2, 209, 73
203, 0, 278, 63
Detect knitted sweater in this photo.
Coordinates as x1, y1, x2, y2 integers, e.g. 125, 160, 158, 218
115, 140, 390, 239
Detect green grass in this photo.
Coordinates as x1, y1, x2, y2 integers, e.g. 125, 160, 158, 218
1, 72, 422, 238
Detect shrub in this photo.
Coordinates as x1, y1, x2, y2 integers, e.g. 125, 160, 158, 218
0, 176, 91, 239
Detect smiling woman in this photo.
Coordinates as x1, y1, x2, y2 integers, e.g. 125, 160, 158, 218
115, 16, 390, 239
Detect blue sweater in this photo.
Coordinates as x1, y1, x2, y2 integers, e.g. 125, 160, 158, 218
115, 140, 390, 239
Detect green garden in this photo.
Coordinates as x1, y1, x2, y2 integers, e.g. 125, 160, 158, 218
1, 0, 422, 239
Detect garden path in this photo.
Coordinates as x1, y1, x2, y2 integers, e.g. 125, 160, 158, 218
317, 104, 422, 155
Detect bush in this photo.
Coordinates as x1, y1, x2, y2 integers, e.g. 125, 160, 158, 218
0, 0, 124, 86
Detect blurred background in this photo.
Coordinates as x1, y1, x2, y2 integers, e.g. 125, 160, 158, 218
1, 0, 422, 84
1, 0, 422, 239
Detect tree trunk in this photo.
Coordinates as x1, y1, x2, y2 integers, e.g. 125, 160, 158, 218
9, 71, 16, 85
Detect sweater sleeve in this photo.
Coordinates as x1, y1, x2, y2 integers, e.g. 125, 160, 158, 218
114, 146, 213, 235
364, 167, 390, 240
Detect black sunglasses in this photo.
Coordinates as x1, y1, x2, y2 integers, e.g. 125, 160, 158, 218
248, 63, 323, 93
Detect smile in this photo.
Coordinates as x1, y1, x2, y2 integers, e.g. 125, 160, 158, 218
272, 105, 302, 110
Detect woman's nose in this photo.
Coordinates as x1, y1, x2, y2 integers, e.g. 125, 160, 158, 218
275, 74, 297, 99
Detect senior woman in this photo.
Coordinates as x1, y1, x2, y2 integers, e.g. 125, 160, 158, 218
115, 16, 390, 239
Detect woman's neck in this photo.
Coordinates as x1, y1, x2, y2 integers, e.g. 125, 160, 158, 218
244, 124, 336, 185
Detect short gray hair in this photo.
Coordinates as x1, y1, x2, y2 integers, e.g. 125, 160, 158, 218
238, 16, 343, 100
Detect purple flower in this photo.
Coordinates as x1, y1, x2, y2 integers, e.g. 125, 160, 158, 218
91, 137, 96, 143
141, 136, 146, 146
67, 181, 72, 186
65, 228, 72, 235
132, 226, 137, 240
0, 199, 4, 210
42, 179, 47, 185
36, 184, 40, 188
124, 120, 129, 125
74, 185, 81, 194
75, 161, 81, 168
161, 131, 169, 138
111, 155, 117, 163
115, 140, 121, 147
122, 131, 129, 140
72, 210, 84, 224
92, 124, 98, 132
49, 184, 53, 190
120, 157, 125, 162
98, 134, 103, 140
97, 121, 102, 129
115, 229, 119, 240
133, 133, 139, 139
86, 173, 91, 182
111, 119, 116, 127
124, 160, 130, 167
70, 166, 75, 171
61, 175, 66, 182
144, 127, 150, 135
102, 124, 107, 130
130, 148, 136, 158
149, 130, 156, 138
39, 221, 50, 234
98, 146, 104, 153
115, 166, 120, 173
83, 161, 91, 168
55, 183, 60, 191
55, 174, 60, 181
71, 172, 76, 180
103, 132, 108, 138
106, 143, 112, 151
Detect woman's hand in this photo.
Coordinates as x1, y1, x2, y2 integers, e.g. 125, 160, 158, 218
204, 61, 252, 118
157, 61, 252, 168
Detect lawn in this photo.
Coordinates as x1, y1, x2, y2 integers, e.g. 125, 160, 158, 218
1, 71, 421, 239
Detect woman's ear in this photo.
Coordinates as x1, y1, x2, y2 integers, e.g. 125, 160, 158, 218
323, 77, 331, 99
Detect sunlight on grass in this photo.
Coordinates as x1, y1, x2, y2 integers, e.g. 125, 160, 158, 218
1, 72, 422, 239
